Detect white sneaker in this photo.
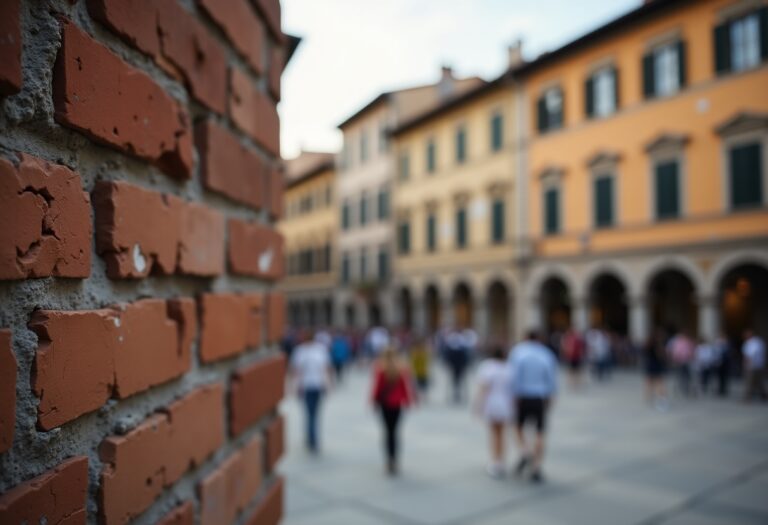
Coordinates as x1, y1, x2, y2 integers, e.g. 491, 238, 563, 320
486, 464, 505, 479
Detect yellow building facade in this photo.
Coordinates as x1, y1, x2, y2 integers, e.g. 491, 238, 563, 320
280, 152, 337, 328
518, 0, 768, 344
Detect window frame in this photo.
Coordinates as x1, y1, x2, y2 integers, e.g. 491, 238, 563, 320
455, 124, 467, 164
717, 114, 768, 212
426, 137, 437, 174
455, 205, 468, 249
540, 168, 564, 236
586, 153, 621, 230
490, 110, 504, 152
646, 135, 688, 222
490, 198, 506, 244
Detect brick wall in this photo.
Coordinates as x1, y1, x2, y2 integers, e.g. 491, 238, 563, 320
0, 1, 288, 524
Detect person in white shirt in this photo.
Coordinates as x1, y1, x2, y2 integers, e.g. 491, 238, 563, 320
586, 327, 611, 382
290, 332, 334, 453
474, 345, 513, 479
693, 337, 717, 395
742, 329, 767, 402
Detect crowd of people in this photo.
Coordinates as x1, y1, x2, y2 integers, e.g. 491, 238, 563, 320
283, 323, 766, 482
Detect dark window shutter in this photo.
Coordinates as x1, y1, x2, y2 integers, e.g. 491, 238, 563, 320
555, 88, 564, 128
456, 208, 467, 248
426, 214, 436, 251
714, 22, 731, 74
643, 52, 655, 98
760, 7, 768, 60
544, 188, 559, 235
585, 75, 595, 118
655, 161, 680, 220
612, 66, 620, 109
491, 114, 503, 151
594, 177, 614, 228
491, 200, 505, 243
537, 96, 547, 132
677, 40, 687, 88
730, 143, 764, 209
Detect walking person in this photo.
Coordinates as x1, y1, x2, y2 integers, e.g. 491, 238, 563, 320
667, 330, 695, 397
643, 329, 668, 410
694, 336, 717, 396
290, 332, 333, 454
330, 329, 351, 383
370, 347, 417, 475
508, 330, 558, 483
408, 335, 431, 399
561, 327, 585, 389
474, 344, 512, 478
586, 326, 611, 382
714, 332, 732, 397
742, 329, 767, 402
444, 328, 470, 404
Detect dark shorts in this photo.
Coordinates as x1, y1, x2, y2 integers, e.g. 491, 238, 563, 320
568, 358, 583, 371
516, 397, 547, 433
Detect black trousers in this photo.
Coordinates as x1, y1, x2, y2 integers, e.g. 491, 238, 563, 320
379, 406, 402, 462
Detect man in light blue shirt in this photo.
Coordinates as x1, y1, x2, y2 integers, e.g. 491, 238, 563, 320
508, 330, 558, 483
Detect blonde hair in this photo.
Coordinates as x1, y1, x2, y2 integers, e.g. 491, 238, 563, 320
380, 346, 401, 380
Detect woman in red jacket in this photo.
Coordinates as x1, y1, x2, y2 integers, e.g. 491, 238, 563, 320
370, 347, 417, 475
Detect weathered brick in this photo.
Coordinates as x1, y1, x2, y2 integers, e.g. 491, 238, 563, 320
156, 502, 194, 525
0, 329, 15, 453
199, 293, 250, 363
266, 292, 285, 344
229, 355, 285, 436
0, 456, 88, 525
88, 0, 227, 113
268, 46, 283, 101
254, 0, 284, 44
94, 181, 183, 279
0, 0, 22, 96
100, 384, 224, 525
53, 20, 193, 179
229, 67, 280, 157
197, 0, 264, 73
243, 293, 263, 347
266, 166, 285, 220
199, 435, 263, 525
227, 219, 284, 280
195, 119, 266, 209
265, 415, 284, 472
245, 478, 284, 525
30, 299, 195, 430
0, 153, 91, 280
178, 202, 225, 276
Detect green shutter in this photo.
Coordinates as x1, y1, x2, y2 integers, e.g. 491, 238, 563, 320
342, 203, 350, 229
456, 208, 467, 248
612, 66, 620, 109
760, 7, 768, 60
655, 161, 680, 220
554, 88, 564, 128
491, 113, 503, 151
359, 194, 367, 225
456, 127, 466, 163
378, 249, 388, 281
677, 40, 687, 88
537, 95, 547, 132
585, 75, 595, 118
427, 141, 435, 173
594, 176, 614, 228
491, 200, 505, 243
642, 52, 655, 98
714, 22, 731, 74
730, 143, 763, 209
544, 188, 559, 235
378, 190, 389, 220
426, 214, 436, 251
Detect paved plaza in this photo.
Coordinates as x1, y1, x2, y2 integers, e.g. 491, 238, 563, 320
279, 365, 768, 525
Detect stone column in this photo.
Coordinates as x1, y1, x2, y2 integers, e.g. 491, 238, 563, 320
573, 296, 589, 333
474, 300, 488, 339
698, 295, 719, 341
629, 295, 649, 346
524, 296, 542, 333
413, 295, 426, 335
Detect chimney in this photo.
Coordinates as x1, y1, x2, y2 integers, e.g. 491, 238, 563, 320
438, 64, 455, 99
508, 39, 524, 69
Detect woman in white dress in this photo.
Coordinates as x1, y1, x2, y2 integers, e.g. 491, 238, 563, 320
474, 344, 513, 478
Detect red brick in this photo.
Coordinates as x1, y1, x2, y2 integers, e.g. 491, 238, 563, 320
86, 0, 162, 58
266, 292, 285, 343
199, 293, 250, 363
227, 219, 284, 280
100, 384, 224, 525
198, 435, 263, 525
254, 0, 284, 44
0, 153, 91, 280
30, 309, 119, 430
0, 456, 88, 525
265, 415, 284, 472
30, 299, 196, 430
245, 478, 284, 525
53, 20, 193, 179
178, 202, 225, 276
156, 502, 194, 525
266, 166, 285, 220
0, 0, 22, 96
94, 181, 183, 279
229, 68, 280, 157
197, 0, 265, 74
268, 46, 283, 101
243, 293, 263, 347
0, 329, 15, 453
195, 119, 266, 209
229, 355, 285, 436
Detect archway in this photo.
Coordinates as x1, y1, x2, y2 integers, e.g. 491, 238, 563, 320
487, 281, 511, 343
323, 298, 333, 327
368, 302, 382, 327
719, 263, 768, 343
453, 282, 473, 329
589, 273, 628, 334
425, 285, 440, 333
540, 276, 571, 333
399, 287, 414, 330
648, 269, 697, 335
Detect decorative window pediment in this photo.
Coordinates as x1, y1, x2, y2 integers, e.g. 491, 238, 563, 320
645, 132, 690, 154
538, 166, 565, 186
586, 150, 621, 170
715, 112, 768, 137
453, 191, 471, 206
487, 181, 511, 197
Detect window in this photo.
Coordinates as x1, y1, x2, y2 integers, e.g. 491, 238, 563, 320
715, 9, 767, 74
426, 213, 437, 252
359, 247, 367, 279
455, 207, 467, 248
378, 247, 389, 282
397, 220, 411, 255
729, 142, 763, 209
377, 188, 390, 220
491, 112, 503, 152
341, 200, 351, 230
654, 160, 681, 220
322, 243, 332, 272
643, 41, 685, 99
426, 139, 436, 173
491, 199, 505, 244
379, 123, 388, 153
360, 130, 369, 164
544, 187, 560, 235
594, 174, 615, 228
455, 125, 467, 164
341, 252, 350, 284
399, 152, 410, 181
585, 66, 617, 118
537, 87, 563, 133
325, 185, 333, 206
359, 192, 368, 226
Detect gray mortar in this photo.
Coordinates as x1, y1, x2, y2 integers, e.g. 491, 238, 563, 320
0, 1, 284, 524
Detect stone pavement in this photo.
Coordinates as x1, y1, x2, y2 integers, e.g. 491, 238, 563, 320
278, 364, 768, 525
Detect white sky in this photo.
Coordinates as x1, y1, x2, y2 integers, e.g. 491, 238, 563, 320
279, 0, 640, 159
